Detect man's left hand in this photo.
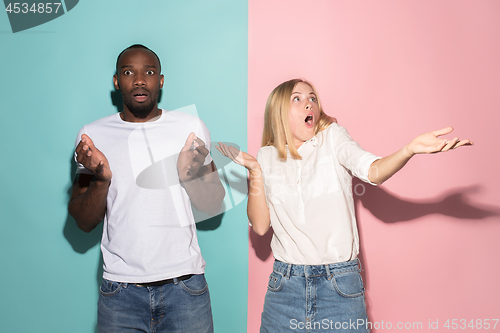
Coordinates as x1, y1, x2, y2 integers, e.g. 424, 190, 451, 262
178, 132, 209, 183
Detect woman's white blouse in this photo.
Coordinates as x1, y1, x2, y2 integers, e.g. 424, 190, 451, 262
257, 123, 380, 265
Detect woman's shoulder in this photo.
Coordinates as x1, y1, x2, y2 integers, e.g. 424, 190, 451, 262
257, 145, 276, 159
318, 122, 349, 142
322, 122, 345, 133
258, 145, 275, 152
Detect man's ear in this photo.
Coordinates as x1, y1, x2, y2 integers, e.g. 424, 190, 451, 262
113, 74, 120, 90
159, 74, 164, 89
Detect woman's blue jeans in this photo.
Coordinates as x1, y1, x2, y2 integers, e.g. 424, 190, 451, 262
97, 274, 213, 333
261, 259, 369, 333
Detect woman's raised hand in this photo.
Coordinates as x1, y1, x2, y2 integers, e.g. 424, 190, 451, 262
216, 143, 260, 172
406, 127, 473, 155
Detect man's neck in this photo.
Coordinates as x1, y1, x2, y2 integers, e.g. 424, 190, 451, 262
120, 107, 162, 123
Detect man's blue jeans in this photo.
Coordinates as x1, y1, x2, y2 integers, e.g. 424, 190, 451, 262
97, 274, 213, 333
260, 259, 369, 333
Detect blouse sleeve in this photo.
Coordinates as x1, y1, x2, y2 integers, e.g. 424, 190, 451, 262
331, 125, 381, 185
256, 148, 271, 202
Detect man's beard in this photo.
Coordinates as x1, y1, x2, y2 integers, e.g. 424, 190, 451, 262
122, 92, 158, 119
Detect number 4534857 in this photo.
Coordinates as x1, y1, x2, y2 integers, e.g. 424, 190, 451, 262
444, 319, 499, 330
5, 3, 62, 14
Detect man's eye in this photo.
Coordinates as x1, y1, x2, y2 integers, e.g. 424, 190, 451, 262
146, 70, 155, 75
123, 70, 132, 75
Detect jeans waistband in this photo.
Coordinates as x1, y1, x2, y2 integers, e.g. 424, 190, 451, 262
273, 258, 361, 278
134, 274, 194, 287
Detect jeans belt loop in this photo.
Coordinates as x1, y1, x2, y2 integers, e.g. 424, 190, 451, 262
286, 263, 292, 279
325, 264, 332, 280
357, 258, 362, 272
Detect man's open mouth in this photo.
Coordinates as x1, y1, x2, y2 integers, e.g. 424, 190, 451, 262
133, 92, 149, 102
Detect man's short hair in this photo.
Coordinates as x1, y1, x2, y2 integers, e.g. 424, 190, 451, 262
115, 44, 161, 72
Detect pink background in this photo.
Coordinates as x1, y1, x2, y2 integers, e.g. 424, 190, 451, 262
247, 1, 500, 332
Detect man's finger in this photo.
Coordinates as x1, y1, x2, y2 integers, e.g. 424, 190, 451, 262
193, 153, 205, 165
75, 152, 84, 163
95, 160, 103, 175
195, 144, 209, 158
182, 132, 196, 151
194, 137, 206, 146
81, 134, 97, 149
75, 139, 85, 151
75, 138, 91, 158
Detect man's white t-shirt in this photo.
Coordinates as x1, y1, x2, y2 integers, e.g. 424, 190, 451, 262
74, 110, 212, 283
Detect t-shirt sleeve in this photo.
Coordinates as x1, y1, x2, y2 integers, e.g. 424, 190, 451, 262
74, 126, 94, 175
332, 125, 381, 185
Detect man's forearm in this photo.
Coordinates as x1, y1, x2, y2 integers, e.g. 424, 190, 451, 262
68, 178, 110, 232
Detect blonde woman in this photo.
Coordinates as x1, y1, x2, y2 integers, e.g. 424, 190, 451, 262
217, 79, 472, 332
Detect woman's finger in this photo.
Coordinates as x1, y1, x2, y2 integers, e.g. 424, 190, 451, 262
432, 126, 454, 138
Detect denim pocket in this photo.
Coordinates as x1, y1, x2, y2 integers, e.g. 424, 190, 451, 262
267, 270, 285, 292
330, 269, 364, 298
99, 279, 123, 297
179, 274, 209, 296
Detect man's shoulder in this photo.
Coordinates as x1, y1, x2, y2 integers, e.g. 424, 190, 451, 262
75, 113, 120, 139
161, 110, 210, 137
83, 113, 120, 128
162, 110, 205, 124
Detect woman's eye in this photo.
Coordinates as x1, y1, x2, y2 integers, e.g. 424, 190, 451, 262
293, 96, 300, 101
310, 97, 316, 102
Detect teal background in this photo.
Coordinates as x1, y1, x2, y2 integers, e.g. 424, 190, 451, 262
0, 1, 248, 332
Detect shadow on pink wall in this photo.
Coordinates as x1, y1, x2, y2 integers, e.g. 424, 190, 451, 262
353, 178, 500, 321
248, 178, 499, 319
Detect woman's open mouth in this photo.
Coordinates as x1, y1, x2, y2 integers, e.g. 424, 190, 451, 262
305, 114, 314, 127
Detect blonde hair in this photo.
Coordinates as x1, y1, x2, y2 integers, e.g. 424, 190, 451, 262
261, 79, 334, 161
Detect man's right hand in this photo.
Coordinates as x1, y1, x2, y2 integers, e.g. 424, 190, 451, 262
75, 134, 112, 182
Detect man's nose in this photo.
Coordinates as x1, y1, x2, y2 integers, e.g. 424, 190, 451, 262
133, 73, 146, 86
